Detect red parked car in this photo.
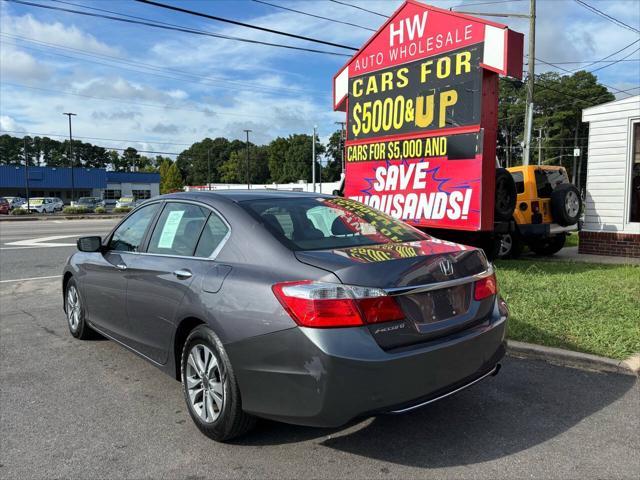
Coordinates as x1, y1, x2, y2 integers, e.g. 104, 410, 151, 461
0, 197, 10, 214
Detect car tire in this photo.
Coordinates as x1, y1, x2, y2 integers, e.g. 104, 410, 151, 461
180, 325, 256, 442
498, 232, 523, 259
495, 168, 517, 221
529, 235, 566, 256
550, 184, 581, 226
65, 278, 98, 339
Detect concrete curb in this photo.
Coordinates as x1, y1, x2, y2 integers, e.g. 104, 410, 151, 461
0, 214, 124, 222
507, 340, 639, 377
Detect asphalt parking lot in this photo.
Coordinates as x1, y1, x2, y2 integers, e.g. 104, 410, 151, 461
1, 219, 639, 479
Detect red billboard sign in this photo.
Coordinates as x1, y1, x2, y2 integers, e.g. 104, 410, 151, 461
334, 0, 523, 232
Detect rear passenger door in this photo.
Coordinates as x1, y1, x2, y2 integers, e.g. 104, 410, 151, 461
124, 201, 230, 364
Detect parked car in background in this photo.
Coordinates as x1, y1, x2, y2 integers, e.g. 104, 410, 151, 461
115, 196, 136, 209
20, 197, 56, 214
0, 197, 10, 214
5, 196, 25, 210
72, 197, 102, 212
498, 166, 582, 258
64, 191, 508, 441
52, 197, 65, 211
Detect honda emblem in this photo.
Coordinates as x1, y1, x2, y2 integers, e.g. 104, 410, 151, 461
439, 259, 454, 276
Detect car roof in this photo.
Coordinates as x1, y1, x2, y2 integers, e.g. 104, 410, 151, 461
162, 190, 333, 204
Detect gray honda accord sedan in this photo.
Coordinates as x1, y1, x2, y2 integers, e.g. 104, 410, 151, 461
63, 191, 508, 441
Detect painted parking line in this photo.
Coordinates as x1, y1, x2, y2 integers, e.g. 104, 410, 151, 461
0, 275, 62, 284
5, 234, 79, 248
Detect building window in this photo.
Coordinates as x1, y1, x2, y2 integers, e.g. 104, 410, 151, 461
631, 123, 640, 223
132, 189, 151, 200
104, 189, 122, 200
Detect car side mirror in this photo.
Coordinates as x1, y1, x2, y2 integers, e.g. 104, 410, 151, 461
77, 236, 102, 252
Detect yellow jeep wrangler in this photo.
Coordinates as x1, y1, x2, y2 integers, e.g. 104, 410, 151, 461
498, 165, 582, 258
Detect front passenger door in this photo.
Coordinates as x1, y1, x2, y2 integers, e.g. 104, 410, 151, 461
81, 203, 160, 341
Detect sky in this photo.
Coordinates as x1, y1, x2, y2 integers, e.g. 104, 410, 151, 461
1, 0, 639, 158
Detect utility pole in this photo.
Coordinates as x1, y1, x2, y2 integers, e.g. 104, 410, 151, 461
572, 116, 580, 184
522, 0, 536, 165
335, 121, 346, 174
23, 137, 30, 212
312, 125, 317, 192
243, 129, 251, 189
537, 128, 543, 165
63, 112, 77, 202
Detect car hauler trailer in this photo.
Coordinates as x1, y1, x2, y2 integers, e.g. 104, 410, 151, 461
333, 0, 524, 258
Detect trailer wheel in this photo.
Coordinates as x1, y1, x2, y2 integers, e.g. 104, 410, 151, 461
495, 168, 517, 221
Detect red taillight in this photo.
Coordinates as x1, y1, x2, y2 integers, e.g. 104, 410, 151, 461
474, 274, 498, 300
272, 281, 404, 328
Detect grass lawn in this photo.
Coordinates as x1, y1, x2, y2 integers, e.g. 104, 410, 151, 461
495, 258, 640, 360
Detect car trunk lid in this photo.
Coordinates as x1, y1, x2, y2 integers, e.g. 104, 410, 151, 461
295, 238, 493, 349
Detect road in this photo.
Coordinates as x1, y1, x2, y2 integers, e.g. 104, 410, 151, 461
0, 219, 118, 281
1, 219, 638, 479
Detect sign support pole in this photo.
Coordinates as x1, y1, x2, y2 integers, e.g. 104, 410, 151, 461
312, 126, 317, 192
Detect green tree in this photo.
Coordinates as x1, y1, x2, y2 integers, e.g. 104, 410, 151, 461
164, 162, 184, 192
218, 145, 269, 184
267, 134, 325, 184
324, 130, 345, 182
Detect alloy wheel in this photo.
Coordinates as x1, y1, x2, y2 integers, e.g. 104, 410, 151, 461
186, 344, 224, 423
498, 234, 513, 257
66, 285, 81, 331
565, 191, 580, 218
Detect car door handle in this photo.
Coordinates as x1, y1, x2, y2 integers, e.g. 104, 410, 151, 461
173, 269, 192, 279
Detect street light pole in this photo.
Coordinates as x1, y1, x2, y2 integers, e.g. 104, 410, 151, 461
312, 125, 317, 192
207, 148, 211, 191
63, 112, 77, 202
335, 121, 346, 174
243, 129, 252, 189
23, 137, 30, 212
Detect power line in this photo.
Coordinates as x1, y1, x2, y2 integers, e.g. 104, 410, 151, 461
530, 59, 639, 66
251, 0, 376, 32
328, 0, 388, 18
1, 130, 181, 155
0, 82, 275, 119
589, 47, 640, 74
574, 0, 640, 34
571, 38, 640, 71
533, 56, 633, 96
1, 34, 327, 99
3, 0, 350, 57
0, 129, 192, 146
135, 0, 358, 50
451, 0, 525, 8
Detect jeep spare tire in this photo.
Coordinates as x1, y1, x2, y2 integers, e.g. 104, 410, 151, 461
550, 184, 581, 226
494, 168, 517, 221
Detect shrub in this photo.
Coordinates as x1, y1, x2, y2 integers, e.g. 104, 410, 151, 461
9, 208, 29, 215
113, 206, 132, 213
63, 206, 88, 214
94, 206, 106, 214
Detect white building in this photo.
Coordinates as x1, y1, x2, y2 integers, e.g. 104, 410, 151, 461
580, 95, 640, 257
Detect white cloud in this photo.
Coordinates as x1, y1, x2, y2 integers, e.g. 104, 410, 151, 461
0, 115, 24, 132
1, 12, 120, 56
0, 43, 51, 81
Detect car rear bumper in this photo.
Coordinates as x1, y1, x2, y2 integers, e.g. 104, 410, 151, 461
226, 297, 508, 427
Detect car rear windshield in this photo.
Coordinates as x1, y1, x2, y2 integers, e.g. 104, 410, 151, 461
535, 169, 569, 198
240, 196, 427, 251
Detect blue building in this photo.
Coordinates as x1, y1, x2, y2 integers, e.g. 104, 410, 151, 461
0, 165, 160, 204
